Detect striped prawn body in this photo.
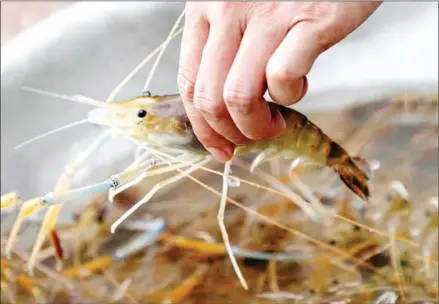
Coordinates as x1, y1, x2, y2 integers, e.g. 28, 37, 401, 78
157, 97, 371, 202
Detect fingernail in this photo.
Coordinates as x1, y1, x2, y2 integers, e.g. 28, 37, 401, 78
207, 147, 233, 162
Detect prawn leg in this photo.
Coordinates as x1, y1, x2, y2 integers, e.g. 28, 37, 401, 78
0, 192, 22, 228
5, 131, 110, 263
218, 160, 248, 290
61, 218, 166, 280
108, 153, 197, 202
112, 217, 166, 260
250, 148, 278, 173
20, 152, 192, 216
5, 198, 44, 260
163, 264, 209, 304
26, 176, 70, 275
159, 232, 309, 262
110, 155, 212, 233
108, 157, 159, 202
25, 130, 113, 275
1, 192, 21, 210
233, 158, 318, 221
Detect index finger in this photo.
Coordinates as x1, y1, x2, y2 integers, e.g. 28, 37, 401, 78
223, 22, 286, 140
178, 10, 235, 161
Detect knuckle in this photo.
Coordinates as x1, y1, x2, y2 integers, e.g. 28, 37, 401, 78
297, 2, 331, 21
266, 60, 294, 85
177, 69, 196, 101
311, 24, 341, 53
230, 135, 250, 145
244, 130, 269, 141
223, 89, 257, 116
246, 3, 295, 29
296, 3, 349, 52
222, 128, 249, 145
214, 2, 241, 16
244, 131, 262, 141
247, 2, 277, 17
204, 2, 242, 21
193, 93, 227, 121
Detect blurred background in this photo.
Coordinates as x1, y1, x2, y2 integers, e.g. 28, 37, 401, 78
1, 2, 72, 45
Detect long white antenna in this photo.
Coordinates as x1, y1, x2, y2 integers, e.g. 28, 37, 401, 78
106, 23, 184, 102
142, 9, 186, 93
14, 119, 89, 150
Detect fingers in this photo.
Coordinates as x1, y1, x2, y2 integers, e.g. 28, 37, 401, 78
266, 23, 322, 106
193, 19, 250, 145
223, 22, 287, 140
178, 12, 234, 162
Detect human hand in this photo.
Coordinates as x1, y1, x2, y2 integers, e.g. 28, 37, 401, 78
178, 2, 381, 162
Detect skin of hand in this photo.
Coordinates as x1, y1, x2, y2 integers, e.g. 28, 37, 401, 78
178, 2, 382, 162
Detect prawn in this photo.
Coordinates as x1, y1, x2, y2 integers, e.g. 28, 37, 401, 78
1, 7, 434, 294
4, 89, 372, 287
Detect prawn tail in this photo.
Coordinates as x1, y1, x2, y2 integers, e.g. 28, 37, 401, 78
334, 157, 371, 202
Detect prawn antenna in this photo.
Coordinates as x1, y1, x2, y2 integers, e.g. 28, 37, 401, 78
142, 8, 185, 93
21, 86, 106, 107
106, 22, 184, 102
14, 118, 89, 150
15, 85, 115, 150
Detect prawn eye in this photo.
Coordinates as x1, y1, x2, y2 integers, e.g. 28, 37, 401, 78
137, 109, 147, 118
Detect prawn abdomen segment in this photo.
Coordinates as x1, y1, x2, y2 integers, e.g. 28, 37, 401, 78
278, 107, 330, 164
234, 106, 332, 162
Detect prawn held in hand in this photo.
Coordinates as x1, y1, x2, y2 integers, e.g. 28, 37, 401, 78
12, 87, 370, 289
87, 92, 370, 202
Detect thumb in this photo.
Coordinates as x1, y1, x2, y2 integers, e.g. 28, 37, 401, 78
266, 22, 321, 106
266, 2, 381, 106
